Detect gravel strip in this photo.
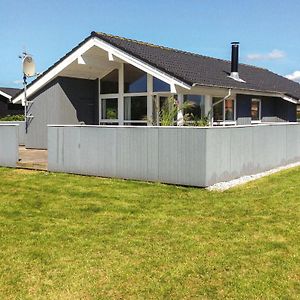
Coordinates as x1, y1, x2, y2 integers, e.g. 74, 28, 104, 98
207, 161, 300, 192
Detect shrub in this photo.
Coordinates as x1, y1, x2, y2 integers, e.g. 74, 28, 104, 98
0, 114, 25, 121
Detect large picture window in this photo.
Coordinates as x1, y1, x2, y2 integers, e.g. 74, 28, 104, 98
184, 95, 204, 119
100, 69, 118, 94
153, 77, 170, 92
213, 97, 235, 123
251, 99, 261, 121
124, 96, 147, 123
124, 64, 147, 93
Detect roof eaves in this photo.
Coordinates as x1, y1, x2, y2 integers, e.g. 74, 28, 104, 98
192, 82, 300, 101
0, 90, 12, 100
92, 31, 193, 87
11, 33, 96, 102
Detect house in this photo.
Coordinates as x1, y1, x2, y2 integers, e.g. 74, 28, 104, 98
12, 32, 300, 149
0, 87, 23, 118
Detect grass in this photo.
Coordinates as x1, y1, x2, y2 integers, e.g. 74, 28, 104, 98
0, 168, 299, 299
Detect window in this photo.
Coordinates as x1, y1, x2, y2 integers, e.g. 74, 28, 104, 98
124, 64, 147, 93
251, 99, 261, 121
213, 97, 235, 123
213, 97, 223, 122
153, 77, 170, 92
101, 98, 118, 120
100, 69, 118, 94
225, 99, 235, 121
152, 96, 179, 126
183, 95, 204, 119
124, 96, 147, 122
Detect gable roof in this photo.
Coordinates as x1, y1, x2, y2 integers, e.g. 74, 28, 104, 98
0, 87, 21, 99
12, 31, 300, 102
93, 32, 300, 100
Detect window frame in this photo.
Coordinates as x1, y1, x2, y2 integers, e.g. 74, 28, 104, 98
123, 94, 148, 124
183, 94, 205, 123
212, 97, 236, 126
99, 95, 119, 124
124, 63, 147, 94
251, 98, 262, 123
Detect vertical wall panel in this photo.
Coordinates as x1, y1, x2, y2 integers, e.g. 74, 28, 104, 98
48, 124, 300, 187
26, 77, 98, 149
0, 125, 19, 167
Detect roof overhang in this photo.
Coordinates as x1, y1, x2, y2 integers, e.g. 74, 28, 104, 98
192, 83, 300, 104
0, 90, 12, 101
12, 35, 191, 104
281, 94, 299, 104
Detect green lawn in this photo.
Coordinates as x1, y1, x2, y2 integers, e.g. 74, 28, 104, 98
0, 168, 299, 299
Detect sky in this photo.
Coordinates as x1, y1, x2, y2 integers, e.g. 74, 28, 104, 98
1, 0, 300, 88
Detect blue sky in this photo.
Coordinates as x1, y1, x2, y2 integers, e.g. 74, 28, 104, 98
1, 0, 300, 87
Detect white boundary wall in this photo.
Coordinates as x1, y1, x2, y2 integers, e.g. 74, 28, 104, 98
0, 124, 19, 167
48, 123, 300, 187
0, 121, 25, 145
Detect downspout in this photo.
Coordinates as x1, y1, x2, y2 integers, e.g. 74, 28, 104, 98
208, 88, 232, 126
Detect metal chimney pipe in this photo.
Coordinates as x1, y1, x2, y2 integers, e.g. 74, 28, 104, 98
231, 42, 239, 74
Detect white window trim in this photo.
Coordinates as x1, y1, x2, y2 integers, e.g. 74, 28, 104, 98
99, 96, 119, 123
13, 36, 191, 104
124, 94, 148, 123
251, 98, 261, 123
99, 64, 176, 125
212, 97, 237, 126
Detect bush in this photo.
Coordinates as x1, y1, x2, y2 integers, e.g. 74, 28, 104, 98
0, 114, 25, 121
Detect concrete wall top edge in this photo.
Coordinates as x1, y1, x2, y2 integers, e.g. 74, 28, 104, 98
0, 124, 20, 127
48, 122, 300, 129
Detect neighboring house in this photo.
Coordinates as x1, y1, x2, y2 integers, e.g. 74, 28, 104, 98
0, 87, 23, 118
12, 32, 300, 149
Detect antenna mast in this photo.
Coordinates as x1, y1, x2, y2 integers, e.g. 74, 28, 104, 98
19, 52, 37, 133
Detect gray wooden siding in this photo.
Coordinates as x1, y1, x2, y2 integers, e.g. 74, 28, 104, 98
236, 94, 297, 124
26, 77, 98, 149
0, 96, 23, 118
236, 94, 251, 125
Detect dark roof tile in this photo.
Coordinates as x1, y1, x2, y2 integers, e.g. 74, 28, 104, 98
0, 87, 21, 97
12, 31, 300, 100
94, 32, 300, 99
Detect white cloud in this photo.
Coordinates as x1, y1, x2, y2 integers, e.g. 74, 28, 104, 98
246, 49, 286, 61
286, 71, 300, 82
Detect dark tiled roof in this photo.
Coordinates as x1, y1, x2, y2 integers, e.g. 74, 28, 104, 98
0, 87, 21, 98
12, 32, 300, 100
93, 32, 300, 99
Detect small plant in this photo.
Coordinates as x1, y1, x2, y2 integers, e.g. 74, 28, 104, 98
158, 96, 193, 126
106, 108, 117, 120
191, 115, 209, 127
0, 114, 25, 121
157, 97, 209, 127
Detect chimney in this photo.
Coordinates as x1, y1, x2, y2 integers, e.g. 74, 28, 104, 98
229, 42, 245, 83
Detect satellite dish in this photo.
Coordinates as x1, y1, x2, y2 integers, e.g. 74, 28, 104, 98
22, 54, 36, 77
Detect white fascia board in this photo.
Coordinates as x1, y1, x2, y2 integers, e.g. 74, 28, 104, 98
77, 56, 86, 65
93, 38, 191, 90
282, 95, 299, 104
0, 90, 12, 101
13, 36, 191, 104
13, 38, 95, 104
108, 52, 115, 61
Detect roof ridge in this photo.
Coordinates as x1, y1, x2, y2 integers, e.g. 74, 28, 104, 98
92, 31, 269, 72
